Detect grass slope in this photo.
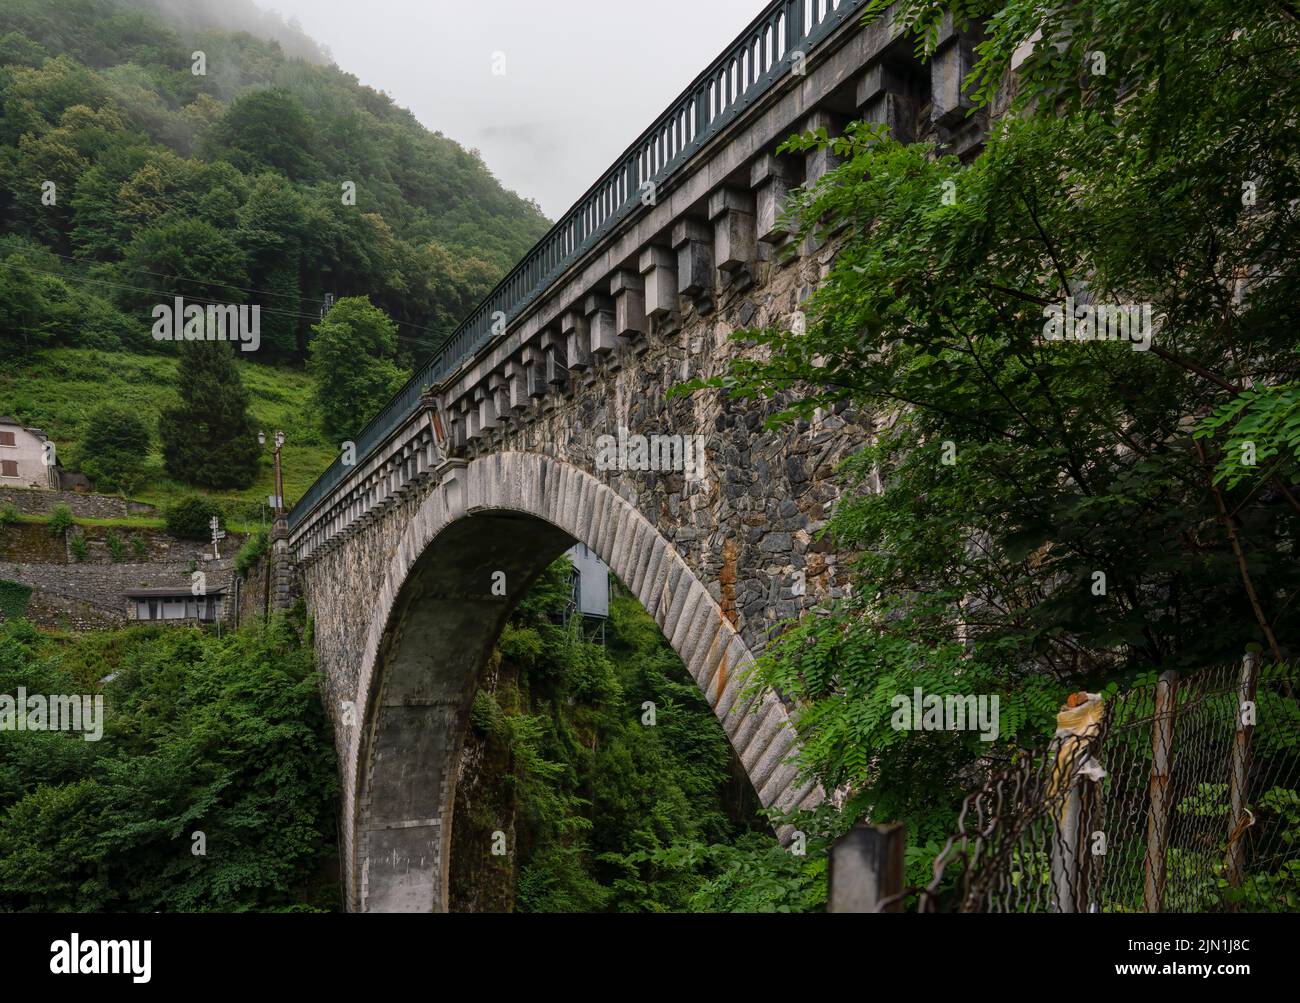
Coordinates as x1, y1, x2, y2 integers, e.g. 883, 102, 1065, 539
3, 347, 335, 514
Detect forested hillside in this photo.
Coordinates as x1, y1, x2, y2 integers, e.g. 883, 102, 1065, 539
0, 0, 548, 360
0, 0, 549, 509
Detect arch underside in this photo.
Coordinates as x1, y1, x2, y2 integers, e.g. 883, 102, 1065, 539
345, 453, 822, 912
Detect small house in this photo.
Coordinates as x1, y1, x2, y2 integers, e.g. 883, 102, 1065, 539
124, 586, 228, 624
0, 416, 58, 489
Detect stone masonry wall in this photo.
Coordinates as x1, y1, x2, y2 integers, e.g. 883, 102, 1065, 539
0, 560, 237, 618
0, 486, 155, 519
484, 242, 866, 661
302, 237, 870, 783
0, 586, 123, 632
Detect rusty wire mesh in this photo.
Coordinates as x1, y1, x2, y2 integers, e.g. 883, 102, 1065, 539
914, 658, 1300, 912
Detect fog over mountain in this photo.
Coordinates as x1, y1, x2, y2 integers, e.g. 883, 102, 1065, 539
136, 0, 331, 64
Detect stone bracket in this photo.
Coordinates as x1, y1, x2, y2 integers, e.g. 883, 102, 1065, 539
638, 246, 677, 320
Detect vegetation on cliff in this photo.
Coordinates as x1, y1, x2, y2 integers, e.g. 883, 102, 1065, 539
0, 611, 337, 912
449, 559, 822, 913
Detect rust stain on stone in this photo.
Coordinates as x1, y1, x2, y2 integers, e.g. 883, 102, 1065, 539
715, 635, 728, 703
716, 536, 740, 704
719, 537, 738, 628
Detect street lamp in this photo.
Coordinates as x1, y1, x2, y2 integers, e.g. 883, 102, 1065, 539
260, 430, 286, 519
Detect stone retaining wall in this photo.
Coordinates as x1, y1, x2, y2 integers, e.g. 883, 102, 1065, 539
0, 486, 155, 519
0, 560, 236, 619
1, 586, 124, 631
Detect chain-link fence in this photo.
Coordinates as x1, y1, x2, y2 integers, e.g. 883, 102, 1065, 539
915, 657, 1300, 912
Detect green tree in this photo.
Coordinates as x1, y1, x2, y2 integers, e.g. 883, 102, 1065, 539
236, 173, 305, 355
158, 342, 261, 489
70, 403, 150, 493
116, 216, 249, 319
308, 297, 409, 443
682, 0, 1300, 859
0, 248, 58, 355
199, 89, 321, 182
0, 615, 338, 912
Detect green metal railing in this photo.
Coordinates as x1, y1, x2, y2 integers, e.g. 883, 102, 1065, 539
291, 0, 867, 530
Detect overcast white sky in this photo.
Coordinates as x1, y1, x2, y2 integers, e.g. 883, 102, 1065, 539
261, 0, 768, 219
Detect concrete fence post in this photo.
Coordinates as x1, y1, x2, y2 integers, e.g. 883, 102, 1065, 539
1143, 669, 1180, 912
828, 822, 906, 912
1225, 651, 1262, 892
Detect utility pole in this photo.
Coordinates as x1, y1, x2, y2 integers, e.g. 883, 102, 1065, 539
259, 431, 286, 519
259, 430, 292, 613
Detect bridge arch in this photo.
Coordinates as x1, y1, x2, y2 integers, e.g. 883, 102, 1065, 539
341, 451, 820, 912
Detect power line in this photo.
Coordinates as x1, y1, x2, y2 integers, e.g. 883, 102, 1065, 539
22, 246, 313, 307
0, 257, 454, 351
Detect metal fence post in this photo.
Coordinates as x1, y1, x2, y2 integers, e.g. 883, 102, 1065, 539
1225, 651, 1262, 890
829, 822, 906, 912
1143, 669, 1180, 912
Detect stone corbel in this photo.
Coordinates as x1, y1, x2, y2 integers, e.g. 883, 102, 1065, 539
671, 219, 713, 300
638, 246, 677, 321
541, 328, 569, 389
561, 309, 592, 372
930, 15, 981, 129
474, 383, 500, 437
437, 458, 469, 521
460, 397, 480, 445
610, 269, 647, 353
856, 58, 919, 144
750, 153, 795, 245
708, 187, 757, 286
504, 359, 529, 412
521, 345, 548, 399
487, 372, 510, 430
802, 109, 846, 187
585, 293, 617, 358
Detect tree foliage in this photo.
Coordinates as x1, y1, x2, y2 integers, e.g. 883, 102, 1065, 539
451, 560, 823, 913
159, 342, 261, 489
308, 296, 409, 443
69, 402, 150, 493
680, 0, 1300, 855
163, 494, 223, 541
0, 0, 549, 366
0, 614, 338, 912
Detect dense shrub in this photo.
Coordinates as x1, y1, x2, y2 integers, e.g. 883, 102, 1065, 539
164, 496, 222, 540
69, 404, 149, 493
46, 505, 73, 538
234, 528, 269, 578
0, 614, 339, 911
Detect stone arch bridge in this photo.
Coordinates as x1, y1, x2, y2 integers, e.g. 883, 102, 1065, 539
284, 0, 987, 911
